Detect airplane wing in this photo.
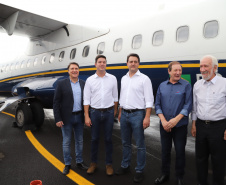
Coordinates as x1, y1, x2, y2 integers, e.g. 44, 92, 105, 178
0, 3, 67, 38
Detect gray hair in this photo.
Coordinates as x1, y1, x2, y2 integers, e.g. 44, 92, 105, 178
200, 55, 218, 73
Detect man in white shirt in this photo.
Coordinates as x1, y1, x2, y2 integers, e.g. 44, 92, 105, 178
191, 55, 226, 185
116, 53, 154, 183
84, 55, 118, 176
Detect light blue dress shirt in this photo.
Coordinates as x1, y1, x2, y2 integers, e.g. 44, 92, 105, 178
70, 79, 82, 112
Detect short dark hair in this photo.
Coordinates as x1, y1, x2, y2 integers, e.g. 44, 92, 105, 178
95, 55, 106, 63
168, 61, 182, 71
127, 53, 140, 63
67, 62, 79, 70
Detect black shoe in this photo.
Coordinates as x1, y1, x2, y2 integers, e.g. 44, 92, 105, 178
155, 174, 169, 184
133, 172, 144, 183
63, 165, 71, 175
115, 166, 130, 175
76, 162, 89, 170
177, 179, 184, 185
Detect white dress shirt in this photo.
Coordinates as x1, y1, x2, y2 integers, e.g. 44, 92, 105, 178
192, 75, 226, 121
119, 70, 154, 109
83, 72, 118, 108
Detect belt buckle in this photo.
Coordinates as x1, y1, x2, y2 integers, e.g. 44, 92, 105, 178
205, 120, 210, 124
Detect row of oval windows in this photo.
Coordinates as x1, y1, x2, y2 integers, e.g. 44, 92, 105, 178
0, 20, 218, 72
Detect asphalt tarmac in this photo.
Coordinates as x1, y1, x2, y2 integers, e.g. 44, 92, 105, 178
0, 104, 224, 185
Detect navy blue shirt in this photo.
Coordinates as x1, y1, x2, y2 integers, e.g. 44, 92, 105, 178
155, 78, 192, 127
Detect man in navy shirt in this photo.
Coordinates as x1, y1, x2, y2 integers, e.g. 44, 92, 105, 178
154, 61, 192, 185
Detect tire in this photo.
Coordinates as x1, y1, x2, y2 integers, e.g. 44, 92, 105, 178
15, 103, 33, 128
30, 101, 44, 127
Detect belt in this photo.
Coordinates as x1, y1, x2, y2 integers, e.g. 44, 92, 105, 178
90, 106, 114, 111
122, 108, 144, 113
197, 118, 226, 124
72, 111, 82, 115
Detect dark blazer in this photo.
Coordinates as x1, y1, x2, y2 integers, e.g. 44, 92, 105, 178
53, 78, 85, 125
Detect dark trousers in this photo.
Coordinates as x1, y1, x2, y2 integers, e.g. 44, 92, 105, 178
89, 108, 114, 164
160, 124, 187, 179
196, 119, 226, 185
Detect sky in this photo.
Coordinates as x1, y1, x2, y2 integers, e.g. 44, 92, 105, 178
0, 0, 203, 64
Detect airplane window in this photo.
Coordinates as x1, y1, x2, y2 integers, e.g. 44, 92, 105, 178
82, 46, 90, 57
70, 48, 76, 60
21, 60, 26, 68
204, 20, 218, 38
42, 56, 46, 65
49, 53, 55, 63
153, 31, 164, 46
10, 63, 15, 70
113, 38, 123, 52
132, 35, 142, 49
59, 51, 65, 62
177, 26, 189, 42
27, 60, 31, 68
97, 42, 105, 54
1, 65, 6, 72
34, 58, 38, 66
5, 64, 10, 71
16, 62, 21, 69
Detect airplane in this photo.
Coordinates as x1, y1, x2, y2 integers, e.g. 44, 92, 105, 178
0, 0, 226, 129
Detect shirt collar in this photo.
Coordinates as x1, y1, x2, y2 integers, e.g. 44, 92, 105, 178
69, 78, 79, 83
94, 72, 109, 78
167, 78, 182, 84
126, 70, 141, 77
203, 75, 218, 85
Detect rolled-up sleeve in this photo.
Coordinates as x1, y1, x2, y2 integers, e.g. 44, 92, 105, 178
179, 83, 192, 117
155, 85, 163, 115
83, 79, 91, 105
112, 76, 118, 102
143, 76, 154, 108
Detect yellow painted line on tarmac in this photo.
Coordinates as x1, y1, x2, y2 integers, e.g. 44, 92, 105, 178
1, 111, 94, 185
1, 111, 15, 118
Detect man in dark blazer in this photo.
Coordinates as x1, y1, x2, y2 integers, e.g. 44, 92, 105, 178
53, 62, 88, 175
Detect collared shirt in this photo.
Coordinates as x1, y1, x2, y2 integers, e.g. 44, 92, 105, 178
155, 78, 192, 127
83, 72, 118, 108
192, 75, 226, 121
119, 70, 154, 109
70, 79, 82, 112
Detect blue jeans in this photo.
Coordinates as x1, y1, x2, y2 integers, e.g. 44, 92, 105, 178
120, 109, 146, 173
61, 112, 84, 165
89, 108, 114, 164
160, 124, 187, 179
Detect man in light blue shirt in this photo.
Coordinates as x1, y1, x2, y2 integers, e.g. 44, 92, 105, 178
53, 62, 88, 175
155, 61, 192, 185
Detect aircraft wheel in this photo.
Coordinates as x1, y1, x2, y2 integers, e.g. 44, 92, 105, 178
15, 103, 33, 128
30, 101, 44, 127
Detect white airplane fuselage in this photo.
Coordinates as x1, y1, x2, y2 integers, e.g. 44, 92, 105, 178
0, 0, 226, 127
